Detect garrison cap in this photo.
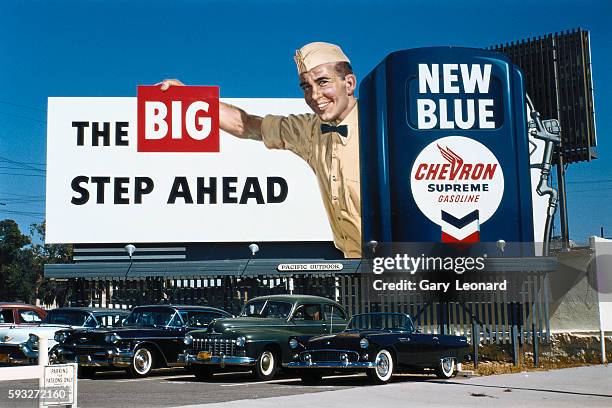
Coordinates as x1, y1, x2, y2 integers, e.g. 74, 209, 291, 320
294, 42, 350, 75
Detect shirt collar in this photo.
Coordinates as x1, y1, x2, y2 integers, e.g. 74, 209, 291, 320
335, 102, 358, 145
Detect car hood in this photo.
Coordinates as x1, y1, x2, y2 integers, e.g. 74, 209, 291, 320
205, 317, 288, 334
63, 326, 176, 345
0, 325, 71, 345
305, 331, 383, 349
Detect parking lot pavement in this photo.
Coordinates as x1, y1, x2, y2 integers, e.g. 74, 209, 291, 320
0, 365, 610, 408
174, 365, 612, 408
0, 368, 357, 408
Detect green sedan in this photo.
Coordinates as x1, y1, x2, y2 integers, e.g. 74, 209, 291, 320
181, 294, 348, 380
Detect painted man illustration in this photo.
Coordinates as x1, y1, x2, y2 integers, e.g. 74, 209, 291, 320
161, 42, 361, 258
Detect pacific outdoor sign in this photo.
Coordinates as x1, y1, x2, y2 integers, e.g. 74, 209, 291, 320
46, 94, 332, 243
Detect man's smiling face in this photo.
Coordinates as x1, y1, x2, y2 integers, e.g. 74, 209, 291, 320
299, 63, 356, 123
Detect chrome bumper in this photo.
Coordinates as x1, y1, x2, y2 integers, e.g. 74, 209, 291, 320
19, 344, 39, 359
56, 348, 134, 368
180, 353, 255, 368
0, 345, 35, 365
286, 361, 375, 369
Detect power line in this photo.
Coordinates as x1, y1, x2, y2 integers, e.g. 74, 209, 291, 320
0, 156, 46, 172
0, 100, 46, 112
0, 166, 45, 172
567, 179, 612, 185
0, 198, 45, 203
0, 111, 46, 124
568, 186, 612, 193
0, 172, 45, 177
0, 192, 45, 198
0, 209, 45, 216
0, 159, 46, 166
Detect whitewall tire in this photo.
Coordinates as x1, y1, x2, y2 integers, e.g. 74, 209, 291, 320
366, 349, 394, 384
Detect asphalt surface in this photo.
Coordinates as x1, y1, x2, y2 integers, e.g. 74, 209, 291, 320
0, 365, 611, 408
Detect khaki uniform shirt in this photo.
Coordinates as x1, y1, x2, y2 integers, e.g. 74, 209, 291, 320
255, 104, 361, 258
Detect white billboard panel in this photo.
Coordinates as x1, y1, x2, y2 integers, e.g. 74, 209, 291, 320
46, 98, 332, 243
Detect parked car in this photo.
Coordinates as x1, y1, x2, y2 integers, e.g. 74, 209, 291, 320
0, 307, 129, 365
181, 294, 348, 381
0, 303, 46, 326
55, 305, 232, 378
286, 312, 470, 384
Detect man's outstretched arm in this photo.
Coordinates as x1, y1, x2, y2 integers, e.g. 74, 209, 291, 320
159, 79, 263, 140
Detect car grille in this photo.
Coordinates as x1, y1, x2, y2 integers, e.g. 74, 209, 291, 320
192, 338, 237, 357
302, 350, 360, 363
62, 345, 111, 355
0, 345, 26, 359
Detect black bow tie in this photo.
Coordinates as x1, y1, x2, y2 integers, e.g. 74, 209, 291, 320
320, 123, 348, 137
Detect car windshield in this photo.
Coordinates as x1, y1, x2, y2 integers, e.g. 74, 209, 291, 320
179, 311, 222, 327
347, 313, 413, 332
124, 309, 177, 327
44, 310, 90, 326
240, 300, 292, 319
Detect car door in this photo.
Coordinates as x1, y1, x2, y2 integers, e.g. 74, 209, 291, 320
398, 331, 443, 367
290, 303, 327, 335
162, 312, 191, 364
324, 304, 348, 333
18, 309, 43, 325
0, 309, 15, 324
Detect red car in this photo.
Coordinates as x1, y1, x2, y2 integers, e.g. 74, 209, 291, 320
0, 303, 47, 326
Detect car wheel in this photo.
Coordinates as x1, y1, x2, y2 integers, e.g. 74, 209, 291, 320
254, 349, 279, 381
191, 366, 214, 381
128, 347, 155, 378
366, 349, 394, 384
77, 367, 96, 379
435, 357, 456, 379
299, 371, 322, 385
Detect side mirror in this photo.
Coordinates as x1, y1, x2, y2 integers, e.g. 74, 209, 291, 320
415, 327, 422, 334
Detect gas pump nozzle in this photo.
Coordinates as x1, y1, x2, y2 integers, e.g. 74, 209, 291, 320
527, 98, 561, 255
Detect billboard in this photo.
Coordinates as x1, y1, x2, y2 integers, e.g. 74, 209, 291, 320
47, 48, 551, 255
46, 97, 333, 243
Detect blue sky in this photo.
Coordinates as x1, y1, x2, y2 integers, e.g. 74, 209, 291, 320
0, 0, 610, 244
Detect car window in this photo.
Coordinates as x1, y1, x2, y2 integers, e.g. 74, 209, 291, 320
0, 310, 13, 324
324, 305, 347, 321
83, 315, 97, 328
44, 310, 89, 326
240, 300, 292, 319
292, 304, 323, 321
179, 311, 221, 328
95, 314, 127, 328
348, 313, 413, 332
124, 308, 175, 327
167, 312, 184, 327
19, 310, 42, 323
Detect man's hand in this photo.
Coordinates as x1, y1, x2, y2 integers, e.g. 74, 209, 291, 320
155, 78, 262, 140
158, 78, 185, 91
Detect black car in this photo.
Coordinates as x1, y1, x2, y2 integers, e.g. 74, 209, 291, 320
0, 307, 128, 365
55, 305, 232, 377
286, 312, 470, 384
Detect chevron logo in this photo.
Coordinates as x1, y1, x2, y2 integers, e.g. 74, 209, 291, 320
410, 136, 504, 243
440, 209, 480, 242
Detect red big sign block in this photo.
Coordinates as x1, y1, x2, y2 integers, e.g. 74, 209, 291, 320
137, 85, 220, 152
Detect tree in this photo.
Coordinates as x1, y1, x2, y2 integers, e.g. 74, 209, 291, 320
0, 219, 73, 305
30, 222, 73, 306
0, 219, 34, 301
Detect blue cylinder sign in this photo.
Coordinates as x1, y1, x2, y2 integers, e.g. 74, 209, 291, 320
360, 47, 534, 245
